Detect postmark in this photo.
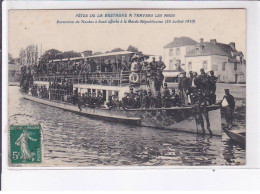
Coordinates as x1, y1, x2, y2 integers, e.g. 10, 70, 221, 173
10, 124, 42, 164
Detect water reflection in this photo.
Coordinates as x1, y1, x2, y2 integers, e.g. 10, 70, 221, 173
9, 86, 245, 166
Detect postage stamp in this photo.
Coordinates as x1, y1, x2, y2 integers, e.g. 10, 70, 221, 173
10, 124, 42, 164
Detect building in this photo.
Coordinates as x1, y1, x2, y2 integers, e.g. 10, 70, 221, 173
163, 37, 198, 71
185, 38, 246, 83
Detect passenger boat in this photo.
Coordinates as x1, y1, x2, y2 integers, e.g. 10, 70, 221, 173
223, 126, 246, 146
20, 51, 222, 136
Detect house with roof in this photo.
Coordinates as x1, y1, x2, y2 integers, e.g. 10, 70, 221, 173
185, 38, 246, 83
163, 37, 198, 71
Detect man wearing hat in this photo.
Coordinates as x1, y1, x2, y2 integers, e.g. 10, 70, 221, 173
221, 89, 235, 129
178, 72, 191, 105
128, 87, 135, 108
147, 91, 155, 108
170, 88, 180, 107
198, 68, 208, 89
122, 92, 130, 109
163, 83, 171, 107
208, 70, 218, 93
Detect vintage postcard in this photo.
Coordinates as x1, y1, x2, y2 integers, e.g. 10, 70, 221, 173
7, 9, 246, 167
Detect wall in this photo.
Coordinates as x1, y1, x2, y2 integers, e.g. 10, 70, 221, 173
185, 55, 212, 73
164, 46, 189, 70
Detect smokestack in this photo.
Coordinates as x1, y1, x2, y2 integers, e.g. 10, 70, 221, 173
210, 39, 217, 44
229, 42, 236, 50
200, 38, 204, 44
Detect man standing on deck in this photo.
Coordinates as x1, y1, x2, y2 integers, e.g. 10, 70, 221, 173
128, 87, 135, 108
150, 57, 157, 72
156, 56, 166, 71
178, 72, 191, 105
221, 89, 235, 129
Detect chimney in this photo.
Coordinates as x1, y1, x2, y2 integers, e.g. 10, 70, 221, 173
210, 39, 217, 44
200, 38, 204, 44
229, 42, 236, 50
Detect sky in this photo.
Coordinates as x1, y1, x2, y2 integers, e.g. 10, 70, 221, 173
8, 9, 246, 59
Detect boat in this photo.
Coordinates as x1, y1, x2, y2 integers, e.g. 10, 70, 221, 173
222, 126, 246, 146
20, 51, 222, 136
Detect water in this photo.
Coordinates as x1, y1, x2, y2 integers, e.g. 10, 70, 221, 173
9, 86, 245, 166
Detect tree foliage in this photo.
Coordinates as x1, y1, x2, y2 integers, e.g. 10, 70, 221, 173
40, 49, 81, 63
126, 45, 139, 53
8, 53, 15, 64
61, 51, 81, 59
110, 48, 124, 53
93, 52, 103, 55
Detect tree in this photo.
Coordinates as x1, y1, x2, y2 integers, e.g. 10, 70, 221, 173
110, 48, 124, 53
61, 51, 81, 59
40, 49, 62, 63
93, 52, 103, 55
126, 45, 139, 53
8, 53, 15, 64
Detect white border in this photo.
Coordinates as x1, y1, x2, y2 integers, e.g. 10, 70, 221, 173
2, 0, 260, 190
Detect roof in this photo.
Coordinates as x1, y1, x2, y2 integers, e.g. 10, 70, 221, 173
51, 51, 135, 62
186, 42, 241, 58
164, 37, 198, 48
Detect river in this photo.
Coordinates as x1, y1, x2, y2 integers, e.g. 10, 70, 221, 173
8, 86, 245, 166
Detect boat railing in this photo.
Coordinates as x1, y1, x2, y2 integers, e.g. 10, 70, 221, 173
34, 71, 148, 87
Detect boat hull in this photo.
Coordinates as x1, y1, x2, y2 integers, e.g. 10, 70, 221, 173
22, 93, 222, 136
223, 127, 246, 146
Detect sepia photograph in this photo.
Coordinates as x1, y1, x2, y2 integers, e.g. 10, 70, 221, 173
7, 9, 246, 167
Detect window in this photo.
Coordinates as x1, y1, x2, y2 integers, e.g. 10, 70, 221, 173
176, 48, 180, 56
203, 61, 208, 70
234, 63, 237, 70
169, 60, 174, 70
169, 49, 173, 56
188, 62, 192, 70
222, 62, 226, 71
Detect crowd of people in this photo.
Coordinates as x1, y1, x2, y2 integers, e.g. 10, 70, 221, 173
34, 53, 166, 77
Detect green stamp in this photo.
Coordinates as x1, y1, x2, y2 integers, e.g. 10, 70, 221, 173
10, 124, 42, 164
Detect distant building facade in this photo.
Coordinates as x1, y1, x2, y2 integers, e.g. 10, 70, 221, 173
185, 38, 246, 83
163, 37, 198, 71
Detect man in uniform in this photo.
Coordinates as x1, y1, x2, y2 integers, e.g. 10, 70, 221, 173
208, 70, 218, 93
128, 87, 135, 108
198, 68, 208, 90
147, 91, 154, 108
150, 57, 157, 72
141, 90, 150, 109
96, 92, 105, 107
156, 56, 166, 71
121, 92, 130, 110
192, 89, 213, 136
133, 90, 143, 108
221, 89, 235, 129
78, 92, 86, 111
163, 83, 171, 108
170, 88, 180, 107
155, 92, 163, 108
178, 72, 191, 105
